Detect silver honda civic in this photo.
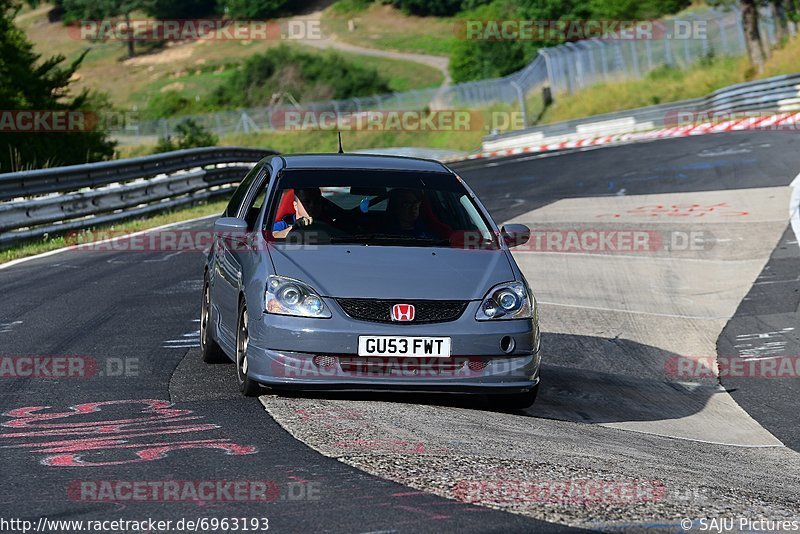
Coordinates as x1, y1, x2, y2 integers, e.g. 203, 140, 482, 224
202, 154, 541, 409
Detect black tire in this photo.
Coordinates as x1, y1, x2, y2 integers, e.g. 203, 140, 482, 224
236, 300, 262, 397
492, 383, 539, 411
200, 279, 227, 364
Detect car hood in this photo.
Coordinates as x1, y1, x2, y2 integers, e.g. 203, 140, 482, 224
268, 245, 515, 300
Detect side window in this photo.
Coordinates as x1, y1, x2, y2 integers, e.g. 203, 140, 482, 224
225, 163, 263, 218
243, 185, 268, 230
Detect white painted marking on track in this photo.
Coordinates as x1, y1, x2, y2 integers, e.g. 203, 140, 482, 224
144, 250, 184, 263
512, 250, 758, 263
733, 328, 795, 359
0, 320, 22, 333
162, 325, 201, 348
602, 424, 784, 448
0, 214, 218, 271
790, 172, 800, 249
537, 300, 729, 320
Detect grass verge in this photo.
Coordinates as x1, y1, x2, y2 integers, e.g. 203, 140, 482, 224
538, 37, 800, 125
322, 2, 455, 56
115, 103, 524, 158
0, 199, 227, 265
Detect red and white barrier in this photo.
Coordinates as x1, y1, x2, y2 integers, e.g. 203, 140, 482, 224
444, 111, 800, 163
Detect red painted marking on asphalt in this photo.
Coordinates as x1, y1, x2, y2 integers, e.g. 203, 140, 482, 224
0, 399, 256, 467
598, 202, 749, 219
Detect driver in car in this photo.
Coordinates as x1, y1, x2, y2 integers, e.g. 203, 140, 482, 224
283, 188, 345, 243
386, 188, 435, 239
272, 188, 322, 238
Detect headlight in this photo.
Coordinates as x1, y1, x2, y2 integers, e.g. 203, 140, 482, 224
266, 275, 331, 318
476, 281, 533, 321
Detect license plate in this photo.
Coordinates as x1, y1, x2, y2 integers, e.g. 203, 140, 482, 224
357, 336, 451, 357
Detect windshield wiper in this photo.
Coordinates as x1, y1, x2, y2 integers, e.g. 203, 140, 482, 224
329, 234, 450, 246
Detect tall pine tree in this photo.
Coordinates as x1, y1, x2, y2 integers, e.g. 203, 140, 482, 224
0, 0, 114, 172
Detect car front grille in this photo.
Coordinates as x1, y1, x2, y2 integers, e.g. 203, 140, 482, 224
338, 357, 468, 374
336, 298, 468, 324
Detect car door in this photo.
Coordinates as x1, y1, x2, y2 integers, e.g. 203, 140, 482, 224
212, 162, 268, 346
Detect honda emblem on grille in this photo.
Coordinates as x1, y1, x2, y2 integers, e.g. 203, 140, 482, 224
391, 304, 415, 322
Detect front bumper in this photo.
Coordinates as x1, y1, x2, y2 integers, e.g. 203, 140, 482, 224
246, 350, 540, 394
246, 300, 541, 394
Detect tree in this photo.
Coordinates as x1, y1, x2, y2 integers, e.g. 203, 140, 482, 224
772, 0, 789, 43
449, 1, 535, 83
147, 0, 217, 20
0, 0, 115, 172
775, 0, 800, 37
449, 0, 693, 83
741, 0, 767, 72
63, 0, 144, 57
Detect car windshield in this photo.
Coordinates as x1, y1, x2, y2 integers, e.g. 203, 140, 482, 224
266, 169, 498, 248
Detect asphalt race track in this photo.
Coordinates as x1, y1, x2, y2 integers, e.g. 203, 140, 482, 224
1, 130, 799, 532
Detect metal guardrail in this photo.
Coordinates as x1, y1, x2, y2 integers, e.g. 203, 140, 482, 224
0, 147, 276, 247
482, 73, 800, 152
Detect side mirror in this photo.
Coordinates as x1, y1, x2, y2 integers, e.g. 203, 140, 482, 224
501, 224, 531, 248
214, 217, 249, 239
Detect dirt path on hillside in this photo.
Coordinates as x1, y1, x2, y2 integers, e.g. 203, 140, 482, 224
292, 9, 451, 87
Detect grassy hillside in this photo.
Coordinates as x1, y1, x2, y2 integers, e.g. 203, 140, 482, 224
16, 1, 800, 152
538, 37, 800, 125
322, 2, 456, 56
16, 4, 445, 114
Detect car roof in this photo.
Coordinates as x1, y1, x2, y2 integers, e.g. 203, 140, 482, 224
278, 154, 449, 173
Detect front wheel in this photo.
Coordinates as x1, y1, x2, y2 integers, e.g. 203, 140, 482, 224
236, 301, 262, 397
492, 383, 539, 411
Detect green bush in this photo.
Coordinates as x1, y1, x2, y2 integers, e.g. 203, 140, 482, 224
219, 0, 288, 18
211, 45, 392, 108
155, 119, 218, 152
143, 91, 197, 119
331, 0, 375, 13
